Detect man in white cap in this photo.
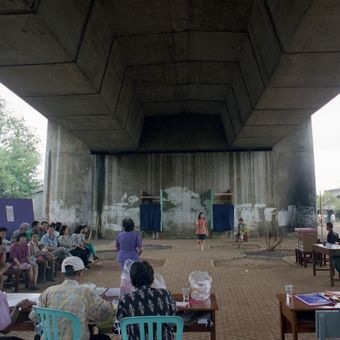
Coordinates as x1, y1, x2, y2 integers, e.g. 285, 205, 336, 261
29, 256, 114, 340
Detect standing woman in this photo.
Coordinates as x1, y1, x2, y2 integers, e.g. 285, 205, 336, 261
196, 212, 208, 251
115, 218, 143, 271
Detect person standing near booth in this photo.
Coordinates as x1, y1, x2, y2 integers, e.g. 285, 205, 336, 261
196, 212, 208, 251
115, 218, 143, 271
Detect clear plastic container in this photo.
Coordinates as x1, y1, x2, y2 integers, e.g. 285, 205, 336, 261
120, 259, 135, 297
189, 271, 212, 301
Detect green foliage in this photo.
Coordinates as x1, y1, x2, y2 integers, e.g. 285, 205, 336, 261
0, 99, 40, 198
316, 192, 340, 210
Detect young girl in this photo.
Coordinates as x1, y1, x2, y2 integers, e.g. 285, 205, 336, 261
195, 212, 209, 251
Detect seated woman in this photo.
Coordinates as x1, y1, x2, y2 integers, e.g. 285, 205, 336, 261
28, 232, 55, 283
58, 225, 89, 267
117, 261, 177, 340
82, 225, 99, 261
10, 233, 39, 290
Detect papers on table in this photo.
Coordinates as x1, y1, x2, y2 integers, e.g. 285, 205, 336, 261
94, 287, 108, 296
176, 301, 189, 307
104, 288, 120, 297
295, 293, 334, 306
6, 293, 40, 308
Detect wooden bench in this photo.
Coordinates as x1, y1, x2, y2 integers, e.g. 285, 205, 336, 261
3, 267, 29, 292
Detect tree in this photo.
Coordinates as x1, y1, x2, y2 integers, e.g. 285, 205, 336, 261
316, 192, 340, 211
0, 99, 41, 198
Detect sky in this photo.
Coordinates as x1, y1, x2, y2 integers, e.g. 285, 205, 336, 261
0, 82, 339, 192
311, 94, 340, 192
0, 83, 47, 181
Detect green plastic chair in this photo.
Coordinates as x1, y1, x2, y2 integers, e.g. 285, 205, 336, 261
316, 310, 340, 340
120, 315, 184, 340
33, 306, 81, 340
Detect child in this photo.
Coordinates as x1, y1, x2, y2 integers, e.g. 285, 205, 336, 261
196, 212, 209, 251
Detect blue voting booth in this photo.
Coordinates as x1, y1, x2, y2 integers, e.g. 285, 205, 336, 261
139, 190, 162, 232
0, 198, 34, 237
203, 189, 234, 233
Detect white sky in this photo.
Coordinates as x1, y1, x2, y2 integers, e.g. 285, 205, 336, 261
0, 83, 47, 181
0, 82, 339, 192
311, 94, 340, 193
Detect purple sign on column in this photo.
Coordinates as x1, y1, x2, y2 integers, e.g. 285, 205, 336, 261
0, 198, 34, 237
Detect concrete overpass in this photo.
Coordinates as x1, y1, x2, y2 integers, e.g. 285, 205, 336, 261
1, 0, 335, 235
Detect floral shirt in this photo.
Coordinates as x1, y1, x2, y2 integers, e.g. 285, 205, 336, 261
117, 286, 177, 340
29, 279, 114, 340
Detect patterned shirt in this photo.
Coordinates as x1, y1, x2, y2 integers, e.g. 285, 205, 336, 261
196, 218, 208, 235
71, 233, 84, 246
117, 286, 177, 340
29, 279, 114, 340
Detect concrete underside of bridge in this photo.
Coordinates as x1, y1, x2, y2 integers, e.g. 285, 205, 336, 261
2, 0, 336, 235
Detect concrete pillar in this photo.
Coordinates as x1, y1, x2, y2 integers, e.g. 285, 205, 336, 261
272, 118, 316, 228
43, 121, 94, 227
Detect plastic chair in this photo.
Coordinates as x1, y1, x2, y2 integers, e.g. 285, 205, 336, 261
120, 315, 184, 340
316, 310, 340, 340
33, 306, 81, 340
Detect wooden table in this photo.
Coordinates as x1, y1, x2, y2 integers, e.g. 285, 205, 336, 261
172, 293, 218, 340
312, 244, 340, 286
277, 293, 340, 340
11, 291, 219, 340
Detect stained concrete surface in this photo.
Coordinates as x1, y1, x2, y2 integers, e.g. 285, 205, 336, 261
9, 237, 336, 339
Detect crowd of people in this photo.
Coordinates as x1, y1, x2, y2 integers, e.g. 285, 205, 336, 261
0, 217, 178, 340
0, 221, 99, 291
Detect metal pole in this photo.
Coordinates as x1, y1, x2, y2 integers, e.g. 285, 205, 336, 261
320, 191, 323, 241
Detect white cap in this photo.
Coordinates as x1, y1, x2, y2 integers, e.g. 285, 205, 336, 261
61, 256, 84, 273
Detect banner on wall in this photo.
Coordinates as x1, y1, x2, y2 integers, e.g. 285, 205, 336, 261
0, 199, 34, 237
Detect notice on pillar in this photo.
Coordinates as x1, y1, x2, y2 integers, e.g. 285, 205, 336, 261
6, 205, 14, 222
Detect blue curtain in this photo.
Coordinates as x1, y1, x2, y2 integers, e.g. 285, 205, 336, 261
140, 204, 161, 231
213, 204, 234, 232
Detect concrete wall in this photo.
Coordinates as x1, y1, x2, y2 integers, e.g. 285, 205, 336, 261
43, 119, 316, 237
32, 184, 44, 221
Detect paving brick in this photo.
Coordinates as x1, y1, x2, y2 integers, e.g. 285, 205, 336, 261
10, 237, 331, 339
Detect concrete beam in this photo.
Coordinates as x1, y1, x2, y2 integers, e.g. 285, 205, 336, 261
0, 63, 96, 96
0, 15, 70, 65
138, 114, 229, 152
247, 0, 281, 83
37, 0, 92, 59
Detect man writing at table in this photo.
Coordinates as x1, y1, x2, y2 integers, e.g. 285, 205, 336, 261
326, 222, 340, 275
29, 256, 114, 340
0, 290, 34, 340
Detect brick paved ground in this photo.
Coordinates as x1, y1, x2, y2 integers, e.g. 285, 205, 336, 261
9, 235, 338, 339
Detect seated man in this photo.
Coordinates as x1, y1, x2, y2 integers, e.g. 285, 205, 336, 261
327, 222, 339, 244
40, 225, 68, 262
0, 291, 34, 340
26, 220, 41, 241
29, 256, 114, 340
0, 236, 10, 290
117, 261, 177, 340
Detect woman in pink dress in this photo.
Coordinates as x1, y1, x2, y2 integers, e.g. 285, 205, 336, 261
195, 212, 208, 251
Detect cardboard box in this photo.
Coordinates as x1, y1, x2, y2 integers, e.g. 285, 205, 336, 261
295, 228, 317, 252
